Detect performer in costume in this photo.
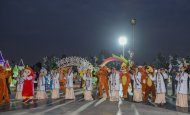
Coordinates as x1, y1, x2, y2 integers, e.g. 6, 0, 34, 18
65, 67, 75, 99
96, 66, 109, 99
132, 67, 143, 102
0, 66, 11, 105
120, 63, 131, 100
143, 66, 156, 103
22, 67, 35, 103
36, 67, 48, 99
49, 71, 53, 92
58, 67, 66, 94
83, 69, 93, 101
109, 67, 120, 101
138, 66, 146, 99
176, 66, 189, 107
15, 70, 25, 100
154, 68, 168, 105
51, 68, 60, 99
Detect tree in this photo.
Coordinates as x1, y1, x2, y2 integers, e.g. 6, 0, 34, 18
153, 53, 168, 69
42, 56, 58, 71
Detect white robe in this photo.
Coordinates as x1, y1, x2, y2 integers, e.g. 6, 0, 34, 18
176, 72, 189, 94
83, 74, 93, 91
132, 72, 142, 89
52, 73, 60, 89
37, 76, 46, 91
155, 73, 168, 93
16, 77, 24, 92
65, 73, 74, 88
109, 72, 120, 91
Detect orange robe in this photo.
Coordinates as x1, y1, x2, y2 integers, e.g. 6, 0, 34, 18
58, 67, 66, 94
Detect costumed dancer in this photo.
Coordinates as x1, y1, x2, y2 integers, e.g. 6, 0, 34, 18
51, 68, 60, 99
58, 67, 66, 94
132, 67, 143, 102
83, 69, 93, 101
65, 67, 75, 99
109, 67, 120, 101
15, 70, 25, 100
96, 66, 109, 99
49, 71, 53, 92
36, 67, 48, 99
176, 66, 189, 107
138, 66, 146, 99
0, 66, 11, 105
154, 68, 168, 105
120, 63, 131, 100
143, 66, 156, 103
22, 67, 35, 103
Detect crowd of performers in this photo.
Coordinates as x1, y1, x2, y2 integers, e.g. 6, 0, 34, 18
0, 63, 190, 108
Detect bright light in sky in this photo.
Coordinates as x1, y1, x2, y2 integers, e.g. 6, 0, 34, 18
119, 36, 127, 46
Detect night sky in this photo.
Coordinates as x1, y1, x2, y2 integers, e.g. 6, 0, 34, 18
1, 0, 190, 65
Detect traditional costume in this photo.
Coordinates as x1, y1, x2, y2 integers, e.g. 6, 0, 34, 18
22, 67, 35, 103
83, 72, 93, 101
132, 71, 143, 102
154, 71, 168, 104
51, 71, 60, 99
176, 71, 189, 107
58, 67, 66, 94
65, 71, 75, 99
15, 74, 24, 100
109, 70, 120, 101
36, 68, 48, 99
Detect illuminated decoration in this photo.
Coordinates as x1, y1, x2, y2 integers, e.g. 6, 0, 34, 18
13, 65, 19, 77
18, 59, 25, 70
4, 60, 11, 71
100, 54, 129, 67
0, 51, 5, 67
57, 56, 93, 72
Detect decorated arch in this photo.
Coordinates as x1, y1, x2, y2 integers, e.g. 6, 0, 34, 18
100, 54, 129, 67
57, 56, 93, 71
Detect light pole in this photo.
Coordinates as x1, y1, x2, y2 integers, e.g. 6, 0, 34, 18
130, 18, 136, 52
119, 36, 127, 57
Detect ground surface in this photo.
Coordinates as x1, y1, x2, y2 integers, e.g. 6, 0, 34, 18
0, 85, 190, 115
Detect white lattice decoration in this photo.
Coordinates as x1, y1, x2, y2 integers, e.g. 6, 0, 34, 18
57, 56, 93, 71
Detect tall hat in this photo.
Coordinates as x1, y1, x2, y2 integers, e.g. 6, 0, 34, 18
0, 51, 5, 67
18, 59, 25, 70
5, 60, 11, 71
40, 67, 47, 73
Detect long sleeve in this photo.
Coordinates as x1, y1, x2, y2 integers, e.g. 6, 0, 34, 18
149, 74, 155, 81
163, 73, 168, 79
83, 74, 87, 81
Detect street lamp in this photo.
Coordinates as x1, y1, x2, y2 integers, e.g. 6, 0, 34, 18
130, 18, 136, 52
119, 36, 127, 57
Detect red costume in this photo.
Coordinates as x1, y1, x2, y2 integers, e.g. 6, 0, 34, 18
22, 67, 35, 103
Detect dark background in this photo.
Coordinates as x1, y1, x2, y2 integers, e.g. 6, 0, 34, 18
0, 0, 190, 65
